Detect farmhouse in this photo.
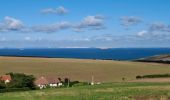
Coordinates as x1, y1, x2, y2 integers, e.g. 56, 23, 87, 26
0, 75, 12, 84
35, 76, 63, 89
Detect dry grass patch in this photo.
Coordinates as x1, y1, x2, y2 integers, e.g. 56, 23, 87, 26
1, 56, 170, 82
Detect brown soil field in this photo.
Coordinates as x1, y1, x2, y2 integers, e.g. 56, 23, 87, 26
1, 56, 170, 82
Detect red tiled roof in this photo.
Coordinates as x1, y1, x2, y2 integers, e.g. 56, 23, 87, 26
35, 77, 49, 85
0, 75, 12, 81
46, 77, 60, 84
35, 76, 60, 85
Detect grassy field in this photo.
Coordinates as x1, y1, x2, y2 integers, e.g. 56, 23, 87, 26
1, 57, 170, 100
1, 56, 170, 82
1, 82, 170, 100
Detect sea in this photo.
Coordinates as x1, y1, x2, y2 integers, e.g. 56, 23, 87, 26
0, 48, 170, 60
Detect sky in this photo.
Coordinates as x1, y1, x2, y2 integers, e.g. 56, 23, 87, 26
0, 0, 170, 48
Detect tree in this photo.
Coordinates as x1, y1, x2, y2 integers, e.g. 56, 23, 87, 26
64, 78, 70, 87
58, 77, 63, 83
6, 73, 36, 89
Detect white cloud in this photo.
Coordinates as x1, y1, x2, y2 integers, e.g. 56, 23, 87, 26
4, 16, 24, 30
0, 16, 24, 32
120, 16, 142, 26
82, 16, 103, 26
0, 15, 106, 33
74, 15, 105, 31
135, 22, 170, 39
137, 30, 148, 36
41, 6, 68, 15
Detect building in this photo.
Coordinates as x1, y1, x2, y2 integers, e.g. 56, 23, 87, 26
46, 77, 60, 87
35, 76, 49, 89
0, 75, 12, 84
35, 76, 63, 89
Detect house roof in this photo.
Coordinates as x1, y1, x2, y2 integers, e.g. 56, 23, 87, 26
46, 77, 60, 84
35, 77, 49, 85
0, 75, 12, 81
35, 76, 60, 85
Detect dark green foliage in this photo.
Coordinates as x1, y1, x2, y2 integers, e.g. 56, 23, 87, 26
64, 78, 70, 84
0, 81, 6, 89
58, 77, 63, 83
0, 73, 36, 93
136, 75, 143, 79
62, 78, 88, 87
63, 78, 70, 87
6, 73, 36, 89
122, 77, 126, 81
70, 81, 80, 87
143, 74, 170, 78
136, 74, 170, 79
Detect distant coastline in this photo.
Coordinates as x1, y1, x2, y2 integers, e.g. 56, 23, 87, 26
135, 54, 170, 64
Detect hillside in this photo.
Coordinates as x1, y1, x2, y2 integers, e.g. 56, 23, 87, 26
136, 54, 170, 64
1, 56, 170, 82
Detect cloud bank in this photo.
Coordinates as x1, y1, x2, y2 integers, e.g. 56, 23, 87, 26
0, 15, 106, 33
41, 6, 68, 15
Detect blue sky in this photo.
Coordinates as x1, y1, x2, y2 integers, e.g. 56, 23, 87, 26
0, 0, 170, 48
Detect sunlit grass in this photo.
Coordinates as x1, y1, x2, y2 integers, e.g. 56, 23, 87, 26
1, 83, 170, 100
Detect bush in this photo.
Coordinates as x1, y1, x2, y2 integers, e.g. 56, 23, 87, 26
70, 81, 80, 87
122, 77, 126, 81
136, 75, 143, 79
143, 74, 170, 78
6, 73, 36, 89
136, 74, 170, 79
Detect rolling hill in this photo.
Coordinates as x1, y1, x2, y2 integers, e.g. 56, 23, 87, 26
1, 56, 170, 82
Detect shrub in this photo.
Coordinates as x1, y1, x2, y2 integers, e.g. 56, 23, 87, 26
136, 74, 170, 79
63, 78, 70, 87
70, 81, 80, 87
6, 73, 36, 89
136, 75, 143, 79
143, 74, 170, 78
122, 77, 126, 81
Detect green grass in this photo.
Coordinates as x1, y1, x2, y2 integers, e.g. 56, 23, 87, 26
1, 82, 170, 100
1, 57, 170, 82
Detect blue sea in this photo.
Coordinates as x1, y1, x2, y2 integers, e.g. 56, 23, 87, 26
0, 48, 170, 60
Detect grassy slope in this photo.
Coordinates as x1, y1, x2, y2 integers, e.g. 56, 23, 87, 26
1, 56, 170, 82
1, 83, 170, 100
